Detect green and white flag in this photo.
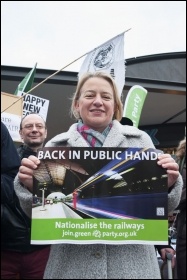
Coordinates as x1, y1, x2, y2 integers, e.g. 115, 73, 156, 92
123, 85, 148, 127
78, 32, 125, 97
14, 63, 37, 95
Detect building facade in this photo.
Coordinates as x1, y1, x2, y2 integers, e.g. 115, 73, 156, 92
1, 52, 186, 150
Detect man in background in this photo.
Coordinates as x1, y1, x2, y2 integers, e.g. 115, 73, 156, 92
1, 114, 50, 279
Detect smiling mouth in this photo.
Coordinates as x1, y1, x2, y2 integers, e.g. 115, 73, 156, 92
30, 136, 39, 138
90, 110, 105, 113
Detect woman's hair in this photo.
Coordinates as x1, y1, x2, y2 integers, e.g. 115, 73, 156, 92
175, 138, 186, 160
70, 72, 123, 121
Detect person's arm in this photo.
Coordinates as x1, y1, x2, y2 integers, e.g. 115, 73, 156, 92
14, 155, 39, 217
155, 245, 176, 268
1, 122, 21, 204
157, 153, 183, 213
141, 131, 182, 212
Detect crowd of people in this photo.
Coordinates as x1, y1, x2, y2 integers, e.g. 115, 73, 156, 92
1, 71, 186, 279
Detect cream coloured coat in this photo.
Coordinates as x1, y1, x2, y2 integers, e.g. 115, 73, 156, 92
14, 120, 183, 279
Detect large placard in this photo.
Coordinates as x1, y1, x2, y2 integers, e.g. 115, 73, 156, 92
31, 147, 168, 245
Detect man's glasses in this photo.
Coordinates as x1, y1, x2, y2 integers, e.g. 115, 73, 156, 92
22, 124, 45, 130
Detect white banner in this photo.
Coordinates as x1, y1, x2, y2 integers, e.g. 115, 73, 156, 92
78, 33, 125, 97
17, 92, 50, 121
1, 112, 22, 142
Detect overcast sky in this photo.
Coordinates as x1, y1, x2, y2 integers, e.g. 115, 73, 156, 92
1, 1, 186, 72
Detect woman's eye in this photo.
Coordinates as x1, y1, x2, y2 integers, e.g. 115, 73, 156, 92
85, 94, 94, 98
103, 95, 112, 100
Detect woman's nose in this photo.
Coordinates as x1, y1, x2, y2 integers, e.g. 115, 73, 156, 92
93, 94, 103, 105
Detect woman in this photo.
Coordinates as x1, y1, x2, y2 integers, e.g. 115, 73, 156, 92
15, 72, 182, 279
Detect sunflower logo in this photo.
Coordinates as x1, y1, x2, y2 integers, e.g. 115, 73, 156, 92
92, 230, 102, 238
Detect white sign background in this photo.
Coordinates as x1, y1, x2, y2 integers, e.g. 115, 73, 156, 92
17, 92, 49, 121
1, 112, 22, 142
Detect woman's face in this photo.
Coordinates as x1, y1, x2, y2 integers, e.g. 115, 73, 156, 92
75, 77, 115, 132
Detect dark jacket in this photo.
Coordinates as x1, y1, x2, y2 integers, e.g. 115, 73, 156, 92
1, 142, 49, 252
1, 122, 21, 204
1, 122, 28, 252
17, 144, 37, 159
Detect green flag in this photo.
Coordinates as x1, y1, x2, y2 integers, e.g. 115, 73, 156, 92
123, 85, 147, 127
14, 63, 37, 95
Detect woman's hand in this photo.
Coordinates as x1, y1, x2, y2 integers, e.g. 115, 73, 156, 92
18, 155, 40, 192
157, 154, 179, 189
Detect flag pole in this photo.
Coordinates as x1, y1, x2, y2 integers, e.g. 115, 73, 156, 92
1, 53, 87, 113
87, 28, 131, 54
1, 28, 131, 114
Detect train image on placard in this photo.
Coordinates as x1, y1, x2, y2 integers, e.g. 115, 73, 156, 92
64, 148, 168, 220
